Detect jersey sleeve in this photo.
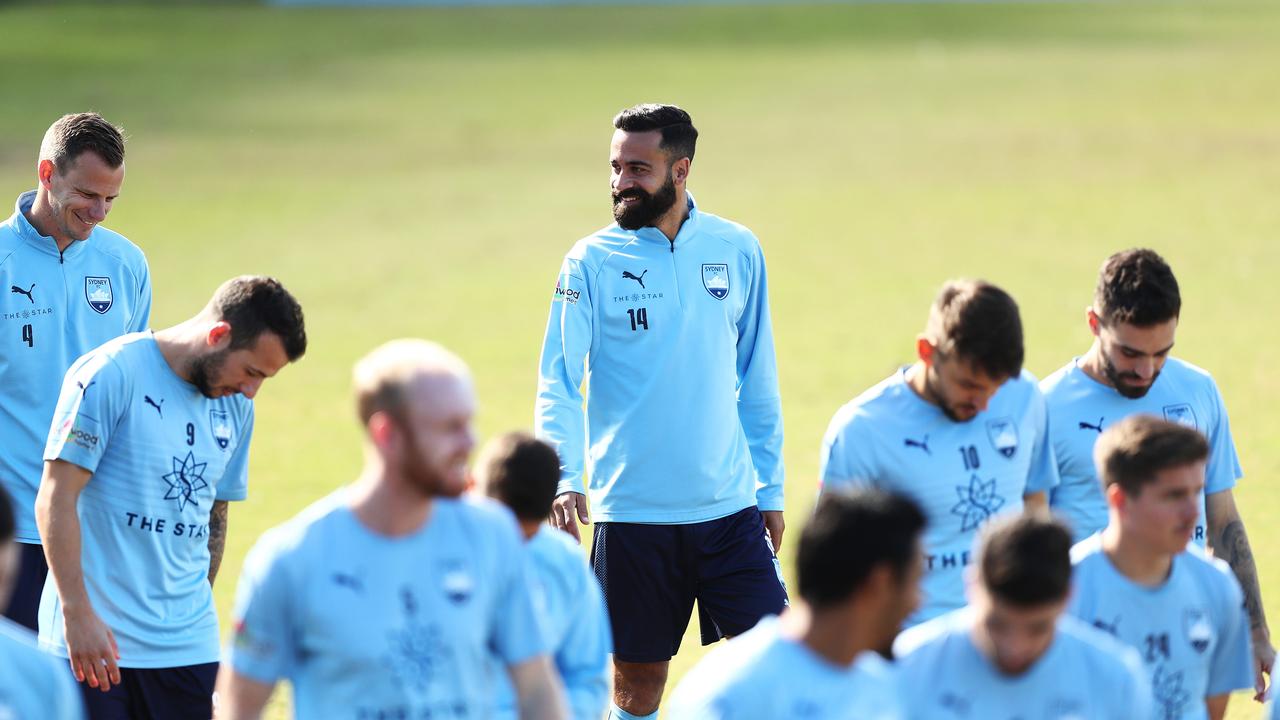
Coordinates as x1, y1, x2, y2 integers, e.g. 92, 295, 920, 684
1207, 569, 1255, 696
129, 256, 153, 333
1023, 387, 1061, 494
51, 655, 86, 720
1204, 379, 1243, 495
42, 353, 128, 473
226, 530, 300, 684
556, 567, 612, 720
535, 256, 593, 497
818, 410, 877, 493
490, 519, 551, 666
735, 240, 785, 512
215, 404, 254, 502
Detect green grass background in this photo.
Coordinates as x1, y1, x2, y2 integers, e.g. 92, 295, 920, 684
2, 2, 1278, 717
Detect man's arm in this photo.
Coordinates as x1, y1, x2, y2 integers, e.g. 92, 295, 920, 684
735, 241, 785, 521
1206, 692, 1229, 720
208, 500, 229, 586
1206, 489, 1274, 699
1022, 491, 1049, 516
214, 666, 276, 720
36, 459, 120, 692
509, 655, 569, 720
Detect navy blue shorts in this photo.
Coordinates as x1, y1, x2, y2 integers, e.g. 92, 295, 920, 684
3, 542, 48, 632
78, 662, 218, 720
591, 506, 787, 663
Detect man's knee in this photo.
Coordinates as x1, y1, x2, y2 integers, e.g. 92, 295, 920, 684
613, 660, 668, 715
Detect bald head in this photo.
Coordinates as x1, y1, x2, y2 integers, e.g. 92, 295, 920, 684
353, 339, 472, 428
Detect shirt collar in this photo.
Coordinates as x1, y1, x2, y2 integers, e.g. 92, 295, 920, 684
11, 190, 89, 260
630, 191, 700, 249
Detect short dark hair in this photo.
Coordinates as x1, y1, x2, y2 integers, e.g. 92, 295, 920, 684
0, 486, 13, 545
476, 432, 561, 521
40, 112, 126, 171
925, 279, 1024, 380
209, 276, 307, 361
798, 489, 926, 609
1094, 248, 1181, 327
1094, 414, 1209, 497
978, 515, 1072, 607
613, 104, 698, 164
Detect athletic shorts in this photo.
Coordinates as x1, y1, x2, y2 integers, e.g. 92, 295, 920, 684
4, 542, 48, 632
78, 662, 218, 720
591, 505, 788, 663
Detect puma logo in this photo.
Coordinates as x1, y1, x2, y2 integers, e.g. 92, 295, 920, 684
332, 573, 363, 593
1079, 417, 1104, 433
622, 270, 648, 289
145, 395, 164, 418
10, 284, 34, 304
77, 381, 96, 398
904, 435, 931, 455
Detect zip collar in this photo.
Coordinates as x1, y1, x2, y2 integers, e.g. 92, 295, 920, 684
11, 190, 90, 261
629, 191, 701, 252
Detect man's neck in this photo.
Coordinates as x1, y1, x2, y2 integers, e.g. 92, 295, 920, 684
152, 322, 203, 384
653, 190, 690, 243
518, 519, 541, 541
348, 468, 433, 537
1078, 342, 1110, 388
781, 602, 870, 668
23, 190, 74, 253
904, 362, 937, 408
1100, 524, 1174, 587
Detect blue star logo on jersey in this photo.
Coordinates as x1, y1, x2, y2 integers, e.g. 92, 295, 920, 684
1162, 403, 1198, 430
951, 474, 1005, 532
383, 587, 451, 695
986, 417, 1018, 458
84, 276, 113, 314
1152, 665, 1190, 720
162, 451, 209, 512
702, 263, 729, 300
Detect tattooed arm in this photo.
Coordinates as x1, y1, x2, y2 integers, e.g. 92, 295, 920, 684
1206, 489, 1273, 700
208, 500, 229, 587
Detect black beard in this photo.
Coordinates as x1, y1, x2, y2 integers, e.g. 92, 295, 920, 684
1102, 352, 1157, 399
188, 349, 229, 399
612, 174, 678, 230
924, 366, 974, 423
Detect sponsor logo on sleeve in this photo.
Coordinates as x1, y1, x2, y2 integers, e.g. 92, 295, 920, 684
553, 276, 581, 304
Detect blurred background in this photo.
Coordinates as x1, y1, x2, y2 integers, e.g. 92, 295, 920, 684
1, 1, 1277, 717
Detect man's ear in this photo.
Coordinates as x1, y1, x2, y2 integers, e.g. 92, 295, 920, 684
916, 335, 937, 366
206, 321, 233, 349
671, 157, 691, 187
1086, 308, 1102, 338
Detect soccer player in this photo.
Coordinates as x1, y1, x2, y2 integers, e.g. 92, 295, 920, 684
37, 275, 306, 719
1, 112, 151, 632
820, 279, 1058, 626
472, 431, 612, 720
1042, 248, 1273, 693
895, 514, 1151, 719
0, 487, 84, 720
667, 488, 926, 720
536, 103, 786, 719
1069, 415, 1254, 719
219, 340, 566, 720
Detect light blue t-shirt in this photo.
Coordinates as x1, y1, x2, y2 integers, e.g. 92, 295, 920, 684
228, 492, 549, 720
536, 193, 784, 524
667, 615, 904, 720
39, 332, 253, 667
1068, 536, 1254, 719
0, 617, 84, 720
1041, 357, 1242, 544
1, 190, 151, 543
893, 608, 1151, 720
491, 524, 611, 720
820, 368, 1059, 625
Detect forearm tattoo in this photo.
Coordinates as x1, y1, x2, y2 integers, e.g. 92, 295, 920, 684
208, 500, 229, 587
1220, 519, 1267, 633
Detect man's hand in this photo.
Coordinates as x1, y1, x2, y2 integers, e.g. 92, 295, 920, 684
64, 606, 120, 692
1252, 631, 1274, 701
550, 492, 590, 543
762, 510, 785, 554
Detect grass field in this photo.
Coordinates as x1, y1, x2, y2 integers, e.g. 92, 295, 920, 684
2, 1, 1279, 717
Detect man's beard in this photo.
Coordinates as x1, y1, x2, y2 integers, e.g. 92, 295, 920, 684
1102, 351, 1157, 399
188, 349, 229, 399
612, 173, 678, 231
924, 366, 976, 423
400, 428, 464, 499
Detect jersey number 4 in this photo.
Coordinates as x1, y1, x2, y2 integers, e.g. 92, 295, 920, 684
21, 323, 33, 347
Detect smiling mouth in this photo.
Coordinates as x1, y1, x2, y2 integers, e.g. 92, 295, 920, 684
73, 212, 95, 229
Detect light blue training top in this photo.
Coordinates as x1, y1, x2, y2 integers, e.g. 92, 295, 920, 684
0, 617, 84, 719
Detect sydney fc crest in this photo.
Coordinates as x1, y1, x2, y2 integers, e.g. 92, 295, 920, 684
702, 264, 729, 300
1184, 607, 1213, 654
209, 409, 233, 451
986, 417, 1019, 459
1163, 403, 1198, 430
84, 277, 113, 314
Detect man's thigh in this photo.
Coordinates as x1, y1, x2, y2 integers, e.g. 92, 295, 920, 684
591, 521, 696, 663
3, 542, 48, 632
692, 506, 788, 644
80, 662, 218, 720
